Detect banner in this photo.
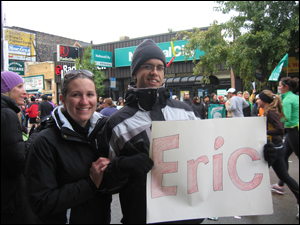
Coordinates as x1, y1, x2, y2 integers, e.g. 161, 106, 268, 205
268, 53, 289, 81
208, 104, 226, 119
147, 117, 273, 223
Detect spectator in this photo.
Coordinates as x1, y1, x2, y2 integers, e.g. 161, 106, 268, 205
242, 91, 253, 117
226, 88, 249, 117
210, 93, 219, 104
218, 96, 225, 105
172, 95, 179, 100
192, 96, 202, 119
97, 96, 104, 110
47, 96, 55, 108
37, 94, 54, 122
116, 97, 125, 110
100, 98, 118, 117
102, 39, 202, 224
237, 91, 243, 97
26, 96, 39, 130
199, 95, 210, 119
183, 92, 192, 106
25, 69, 112, 223
1, 71, 39, 223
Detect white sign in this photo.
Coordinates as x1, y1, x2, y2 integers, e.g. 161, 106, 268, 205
23, 75, 44, 91
147, 117, 273, 223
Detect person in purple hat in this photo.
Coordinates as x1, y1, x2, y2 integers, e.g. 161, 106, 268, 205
1, 71, 39, 223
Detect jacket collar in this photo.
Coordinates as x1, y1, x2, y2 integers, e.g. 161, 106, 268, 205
1, 94, 20, 113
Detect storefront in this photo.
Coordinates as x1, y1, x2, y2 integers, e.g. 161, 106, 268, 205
89, 27, 233, 101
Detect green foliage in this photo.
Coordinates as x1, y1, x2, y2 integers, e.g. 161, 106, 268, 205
172, 1, 299, 91
75, 46, 106, 96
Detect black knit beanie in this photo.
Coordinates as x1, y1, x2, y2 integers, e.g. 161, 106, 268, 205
130, 39, 167, 76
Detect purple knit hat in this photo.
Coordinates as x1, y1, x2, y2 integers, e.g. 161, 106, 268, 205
1, 71, 24, 93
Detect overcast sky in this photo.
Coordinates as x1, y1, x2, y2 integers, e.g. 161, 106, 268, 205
2, 1, 238, 44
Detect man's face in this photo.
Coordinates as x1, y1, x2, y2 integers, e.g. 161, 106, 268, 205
133, 59, 165, 88
184, 93, 190, 100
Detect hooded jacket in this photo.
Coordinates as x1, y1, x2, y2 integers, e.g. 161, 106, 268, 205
102, 83, 201, 224
25, 106, 112, 224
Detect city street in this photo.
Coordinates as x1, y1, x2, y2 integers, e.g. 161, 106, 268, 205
111, 153, 299, 224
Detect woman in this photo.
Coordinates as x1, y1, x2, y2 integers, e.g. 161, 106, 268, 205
100, 98, 118, 117
271, 77, 299, 199
210, 93, 219, 104
242, 91, 253, 117
1, 71, 38, 223
192, 96, 202, 119
25, 70, 112, 223
116, 97, 124, 110
257, 90, 299, 218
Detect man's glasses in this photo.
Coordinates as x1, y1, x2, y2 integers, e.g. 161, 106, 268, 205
64, 70, 94, 80
140, 64, 166, 73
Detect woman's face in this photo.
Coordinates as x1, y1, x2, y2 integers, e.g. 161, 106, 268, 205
10, 83, 26, 106
256, 97, 266, 109
213, 95, 217, 101
244, 93, 249, 99
278, 81, 289, 94
60, 78, 97, 127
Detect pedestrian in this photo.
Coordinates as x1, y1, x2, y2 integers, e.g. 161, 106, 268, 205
25, 70, 112, 223
23, 98, 30, 127
271, 77, 299, 203
210, 93, 219, 104
116, 97, 125, 109
102, 39, 203, 224
192, 96, 202, 119
256, 90, 299, 218
47, 95, 55, 108
100, 98, 118, 117
26, 95, 39, 131
37, 94, 54, 122
172, 95, 179, 100
218, 96, 225, 105
183, 92, 192, 106
1, 71, 39, 224
97, 96, 104, 110
242, 91, 253, 117
226, 88, 249, 117
199, 95, 210, 119
251, 94, 260, 117
237, 91, 243, 97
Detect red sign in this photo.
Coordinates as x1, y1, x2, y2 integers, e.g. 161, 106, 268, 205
60, 46, 69, 57
55, 65, 63, 75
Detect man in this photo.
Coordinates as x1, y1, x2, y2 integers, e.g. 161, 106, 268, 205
226, 88, 249, 117
102, 39, 202, 224
97, 96, 104, 110
183, 92, 192, 106
37, 94, 54, 122
99, 98, 118, 117
199, 95, 210, 119
237, 91, 243, 97
26, 96, 39, 129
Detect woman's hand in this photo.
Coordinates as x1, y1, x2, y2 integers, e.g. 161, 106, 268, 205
89, 157, 110, 188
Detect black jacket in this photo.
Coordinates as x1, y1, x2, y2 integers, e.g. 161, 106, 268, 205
25, 106, 112, 224
1, 95, 36, 223
192, 102, 203, 119
199, 102, 209, 119
103, 84, 203, 224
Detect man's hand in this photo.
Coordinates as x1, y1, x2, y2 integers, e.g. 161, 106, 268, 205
117, 153, 154, 177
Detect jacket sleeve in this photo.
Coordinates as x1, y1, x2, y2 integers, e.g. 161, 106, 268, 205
25, 135, 98, 217
1, 108, 26, 178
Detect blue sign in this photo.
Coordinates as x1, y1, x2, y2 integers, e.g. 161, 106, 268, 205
110, 77, 116, 89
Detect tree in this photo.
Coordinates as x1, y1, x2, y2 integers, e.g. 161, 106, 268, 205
172, 1, 299, 91
75, 45, 106, 96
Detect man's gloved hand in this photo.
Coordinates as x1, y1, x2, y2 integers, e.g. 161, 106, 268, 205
263, 141, 277, 167
117, 153, 154, 177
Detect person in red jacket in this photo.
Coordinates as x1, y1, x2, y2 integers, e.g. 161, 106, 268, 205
26, 96, 39, 130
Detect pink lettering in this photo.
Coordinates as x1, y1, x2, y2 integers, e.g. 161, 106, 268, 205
228, 148, 263, 191
213, 154, 223, 191
151, 135, 179, 198
187, 156, 209, 194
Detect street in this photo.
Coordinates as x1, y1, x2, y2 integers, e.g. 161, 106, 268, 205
110, 153, 299, 224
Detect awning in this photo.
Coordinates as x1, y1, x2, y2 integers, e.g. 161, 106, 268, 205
164, 75, 219, 86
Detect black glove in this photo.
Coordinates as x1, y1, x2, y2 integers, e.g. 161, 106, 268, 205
263, 141, 277, 167
117, 153, 154, 177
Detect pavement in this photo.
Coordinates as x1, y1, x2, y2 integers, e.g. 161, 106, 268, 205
111, 153, 299, 224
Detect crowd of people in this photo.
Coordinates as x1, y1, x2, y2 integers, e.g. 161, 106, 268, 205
1, 38, 298, 224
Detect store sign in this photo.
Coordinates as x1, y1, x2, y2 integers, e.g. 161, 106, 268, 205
115, 40, 205, 67
4, 28, 36, 62
57, 45, 79, 62
91, 49, 113, 67
8, 60, 25, 75
23, 75, 44, 91
282, 57, 299, 73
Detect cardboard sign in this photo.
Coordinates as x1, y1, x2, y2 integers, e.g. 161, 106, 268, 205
147, 117, 273, 223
